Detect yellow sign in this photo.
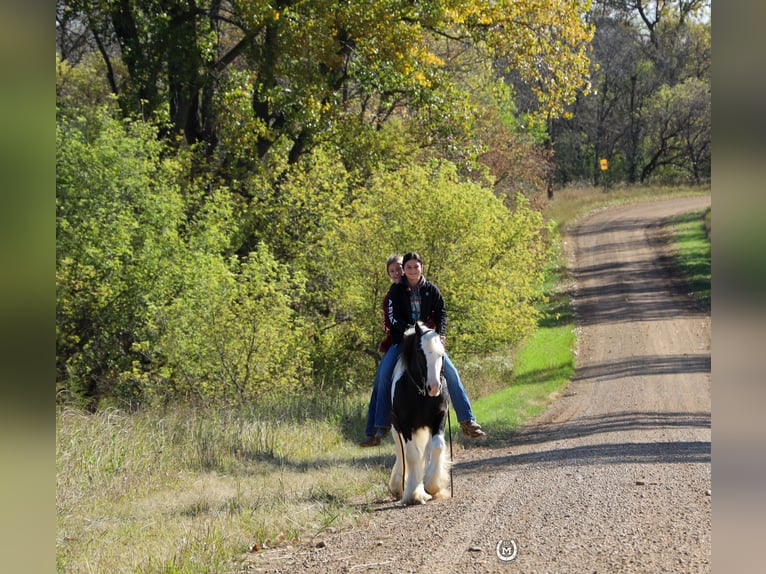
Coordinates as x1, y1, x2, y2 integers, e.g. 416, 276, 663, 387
599, 158, 609, 171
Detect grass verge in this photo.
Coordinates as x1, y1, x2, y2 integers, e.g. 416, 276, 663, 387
456, 324, 576, 445
57, 405, 392, 573
543, 183, 709, 234
666, 207, 711, 309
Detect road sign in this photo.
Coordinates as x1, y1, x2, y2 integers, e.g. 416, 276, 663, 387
599, 158, 609, 171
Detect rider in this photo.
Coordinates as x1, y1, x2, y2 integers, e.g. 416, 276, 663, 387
359, 254, 403, 447
360, 252, 486, 446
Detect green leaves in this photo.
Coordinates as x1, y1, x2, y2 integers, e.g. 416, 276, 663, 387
60, 0, 594, 164
56, 108, 185, 403
57, 0, 582, 406
322, 160, 548, 358
158, 245, 310, 404
57, 104, 316, 406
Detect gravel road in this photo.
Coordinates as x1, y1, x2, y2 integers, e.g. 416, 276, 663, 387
247, 196, 712, 574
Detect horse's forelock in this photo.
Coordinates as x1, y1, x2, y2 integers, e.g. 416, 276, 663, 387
420, 329, 444, 357
401, 325, 418, 358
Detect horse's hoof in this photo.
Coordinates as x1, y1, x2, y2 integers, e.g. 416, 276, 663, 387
428, 488, 451, 499
404, 489, 432, 505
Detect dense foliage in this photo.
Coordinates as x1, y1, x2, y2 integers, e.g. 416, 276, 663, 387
56, 0, 710, 408
55, 97, 550, 407
57, 0, 593, 163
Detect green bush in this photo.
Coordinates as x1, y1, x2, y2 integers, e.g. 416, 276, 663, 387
56, 108, 186, 404
57, 104, 552, 406
321, 160, 550, 362
156, 244, 311, 404
56, 106, 311, 407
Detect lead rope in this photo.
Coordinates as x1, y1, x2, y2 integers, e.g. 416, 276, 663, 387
442, 369, 454, 498
398, 431, 406, 496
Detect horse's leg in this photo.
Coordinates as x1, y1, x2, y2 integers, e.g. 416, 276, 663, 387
424, 431, 451, 498
402, 429, 431, 505
388, 431, 405, 500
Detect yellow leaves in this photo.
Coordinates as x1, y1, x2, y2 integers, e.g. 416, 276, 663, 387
421, 51, 445, 68
413, 71, 431, 88
350, 0, 594, 120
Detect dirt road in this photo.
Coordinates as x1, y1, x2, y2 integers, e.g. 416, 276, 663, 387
248, 196, 712, 573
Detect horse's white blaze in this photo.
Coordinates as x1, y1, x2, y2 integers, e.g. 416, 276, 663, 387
420, 330, 445, 397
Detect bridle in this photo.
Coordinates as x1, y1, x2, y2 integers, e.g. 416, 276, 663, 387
408, 365, 445, 396
407, 329, 445, 396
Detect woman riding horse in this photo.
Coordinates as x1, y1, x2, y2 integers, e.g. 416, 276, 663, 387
367, 252, 486, 445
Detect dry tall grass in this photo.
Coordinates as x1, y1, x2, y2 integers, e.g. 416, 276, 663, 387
543, 183, 710, 230
56, 405, 391, 573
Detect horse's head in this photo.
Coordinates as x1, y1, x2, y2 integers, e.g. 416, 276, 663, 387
414, 322, 445, 397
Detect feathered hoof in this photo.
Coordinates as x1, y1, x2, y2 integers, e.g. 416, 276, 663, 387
403, 488, 432, 505
426, 487, 451, 499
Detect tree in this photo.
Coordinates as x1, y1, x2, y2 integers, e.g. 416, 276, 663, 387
550, 0, 710, 185
641, 77, 710, 182
57, 0, 594, 168
56, 1, 594, 405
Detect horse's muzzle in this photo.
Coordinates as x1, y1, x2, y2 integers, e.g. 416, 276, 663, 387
427, 380, 441, 397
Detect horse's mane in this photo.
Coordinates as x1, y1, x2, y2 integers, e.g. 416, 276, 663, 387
400, 323, 419, 358
401, 324, 424, 380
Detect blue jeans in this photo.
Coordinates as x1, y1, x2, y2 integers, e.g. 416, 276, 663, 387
369, 344, 475, 432
364, 345, 401, 436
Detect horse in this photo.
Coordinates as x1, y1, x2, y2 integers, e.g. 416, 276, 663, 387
388, 321, 451, 505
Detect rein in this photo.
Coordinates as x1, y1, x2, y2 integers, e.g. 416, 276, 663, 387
447, 403, 454, 498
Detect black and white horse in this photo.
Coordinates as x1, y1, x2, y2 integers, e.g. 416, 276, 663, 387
389, 321, 451, 504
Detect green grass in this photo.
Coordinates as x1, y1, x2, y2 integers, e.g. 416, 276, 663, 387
667, 207, 711, 308
455, 325, 576, 444
57, 184, 710, 573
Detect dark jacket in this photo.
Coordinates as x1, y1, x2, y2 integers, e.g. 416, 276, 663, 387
386, 277, 447, 345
